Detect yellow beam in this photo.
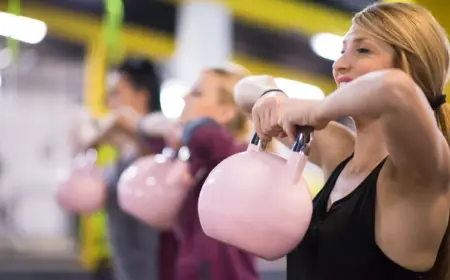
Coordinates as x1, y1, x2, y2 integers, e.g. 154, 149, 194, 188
84, 40, 109, 116
170, 0, 352, 36
0, 2, 175, 58
81, 41, 108, 270
227, 0, 351, 36
0, 2, 336, 92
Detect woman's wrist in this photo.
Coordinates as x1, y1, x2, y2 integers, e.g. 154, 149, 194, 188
311, 99, 333, 128
261, 89, 286, 98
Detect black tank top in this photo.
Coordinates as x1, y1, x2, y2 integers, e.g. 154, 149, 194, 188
287, 155, 431, 280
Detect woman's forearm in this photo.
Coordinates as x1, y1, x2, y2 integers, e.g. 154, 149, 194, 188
315, 70, 416, 122
78, 124, 118, 151
236, 91, 284, 115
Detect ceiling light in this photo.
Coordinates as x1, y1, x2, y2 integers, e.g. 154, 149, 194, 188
0, 12, 47, 44
310, 33, 343, 61
275, 78, 325, 100
160, 80, 188, 119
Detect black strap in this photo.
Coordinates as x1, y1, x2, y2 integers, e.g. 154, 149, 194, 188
428, 94, 446, 110
260, 89, 285, 97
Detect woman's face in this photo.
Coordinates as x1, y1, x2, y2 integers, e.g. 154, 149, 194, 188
107, 74, 147, 112
180, 71, 236, 124
333, 24, 396, 88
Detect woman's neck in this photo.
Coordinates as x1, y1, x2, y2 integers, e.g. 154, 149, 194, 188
351, 119, 389, 173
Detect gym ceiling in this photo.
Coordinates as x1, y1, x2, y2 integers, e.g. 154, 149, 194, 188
0, 0, 448, 94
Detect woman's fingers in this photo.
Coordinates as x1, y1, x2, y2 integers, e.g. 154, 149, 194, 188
284, 123, 298, 144
252, 95, 289, 142
252, 109, 267, 141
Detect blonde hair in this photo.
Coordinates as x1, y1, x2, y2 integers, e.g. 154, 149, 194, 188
354, 2, 450, 144
208, 65, 276, 152
208, 66, 252, 142
354, 3, 450, 279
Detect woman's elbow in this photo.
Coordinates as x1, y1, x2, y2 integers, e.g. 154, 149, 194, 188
380, 69, 422, 111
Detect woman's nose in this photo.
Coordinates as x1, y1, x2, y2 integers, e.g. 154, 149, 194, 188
332, 54, 351, 75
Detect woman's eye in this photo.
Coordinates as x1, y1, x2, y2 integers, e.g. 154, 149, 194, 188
357, 48, 370, 54
191, 90, 201, 97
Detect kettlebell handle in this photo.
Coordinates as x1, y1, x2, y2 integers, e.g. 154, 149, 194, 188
250, 126, 313, 155
292, 126, 313, 155
250, 133, 268, 150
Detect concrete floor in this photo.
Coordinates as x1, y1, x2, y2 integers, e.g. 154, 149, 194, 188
0, 272, 286, 280
0, 271, 285, 280
0, 273, 89, 280
0, 253, 286, 280
0, 251, 87, 280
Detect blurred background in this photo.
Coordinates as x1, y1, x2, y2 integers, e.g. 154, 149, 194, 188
0, 0, 447, 279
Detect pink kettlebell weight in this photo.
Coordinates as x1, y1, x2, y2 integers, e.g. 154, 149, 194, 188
117, 147, 194, 231
56, 150, 106, 214
198, 130, 314, 260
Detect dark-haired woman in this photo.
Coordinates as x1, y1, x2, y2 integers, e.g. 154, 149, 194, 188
96, 58, 177, 280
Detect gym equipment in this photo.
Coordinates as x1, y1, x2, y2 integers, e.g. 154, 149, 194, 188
198, 130, 314, 260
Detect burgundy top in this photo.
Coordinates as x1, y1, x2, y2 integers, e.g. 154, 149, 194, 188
140, 134, 166, 156
175, 118, 259, 280
140, 135, 178, 280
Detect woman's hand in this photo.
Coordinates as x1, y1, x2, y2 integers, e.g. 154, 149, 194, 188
278, 98, 329, 141
251, 94, 287, 141
252, 96, 330, 142
234, 75, 285, 114
113, 106, 141, 133
139, 112, 184, 150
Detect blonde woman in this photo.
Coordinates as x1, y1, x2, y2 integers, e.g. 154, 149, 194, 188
239, 3, 450, 280
158, 66, 260, 280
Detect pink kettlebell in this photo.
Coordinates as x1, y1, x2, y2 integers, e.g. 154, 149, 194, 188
57, 150, 106, 214
117, 147, 194, 230
198, 130, 314, 260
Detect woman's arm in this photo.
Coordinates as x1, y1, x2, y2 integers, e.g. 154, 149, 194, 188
113, 111, 171, 155
234, 77, 354, 179
77, 120, 121, 152
316, 69, 450, 188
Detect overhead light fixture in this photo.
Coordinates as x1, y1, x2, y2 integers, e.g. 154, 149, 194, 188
275, 78, 325, 100
310, 33, 343, 61
160, 80, 188, 119
0, 12, 47, 44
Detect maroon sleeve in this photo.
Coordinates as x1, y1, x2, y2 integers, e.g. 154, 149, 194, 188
142, 136, 165, 154
184, 122, 238, 166
137, 127, 166, 154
